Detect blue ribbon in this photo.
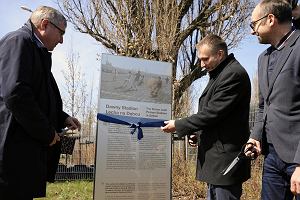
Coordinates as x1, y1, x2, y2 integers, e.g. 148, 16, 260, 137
97, 113, 166, 140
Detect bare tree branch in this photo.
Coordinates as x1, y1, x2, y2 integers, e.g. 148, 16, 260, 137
57, 0, 254, 117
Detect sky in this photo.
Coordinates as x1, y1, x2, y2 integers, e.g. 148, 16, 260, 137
0, 0, 269, 102
0, 0, 107, 99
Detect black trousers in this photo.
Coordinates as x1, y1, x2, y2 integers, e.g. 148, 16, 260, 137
0, 161, 33, 200
0, 184, 34, 200
206, 183, 242, 200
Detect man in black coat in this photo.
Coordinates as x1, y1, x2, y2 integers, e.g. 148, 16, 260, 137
249, 0, 300, 199
161, 34, 251, 200
0, 6, 81, 199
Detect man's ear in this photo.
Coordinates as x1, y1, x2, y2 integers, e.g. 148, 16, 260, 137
218, 49, 224, 59
39, 19, 48, 31
268, 14, 276, 27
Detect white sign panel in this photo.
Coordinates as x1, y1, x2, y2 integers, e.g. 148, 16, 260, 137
94, 54, 172, 200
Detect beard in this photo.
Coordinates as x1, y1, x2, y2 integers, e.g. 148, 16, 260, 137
257, 35, 269, 44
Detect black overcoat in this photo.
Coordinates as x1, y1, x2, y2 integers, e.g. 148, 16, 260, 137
0, 21, 68, 197
175, 54, 251, 185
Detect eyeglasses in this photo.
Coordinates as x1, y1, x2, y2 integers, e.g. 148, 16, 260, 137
250, 14, 269, 30
49, 21, 65, 36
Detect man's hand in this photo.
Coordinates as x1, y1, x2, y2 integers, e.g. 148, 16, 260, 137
161, 120, 176, 133
65, 116, 81, 131
291, 166, 300, 194
245, 138, 261, 157
49, 132, 60, 146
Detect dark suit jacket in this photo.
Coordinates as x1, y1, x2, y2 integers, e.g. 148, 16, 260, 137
175, 54, 251, 185
251, 30, 300, 164
0, 21, 68, 197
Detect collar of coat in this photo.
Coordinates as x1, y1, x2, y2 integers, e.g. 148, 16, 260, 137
209, 53, 235, 79
263, 29, 300, 57
23, 20, 49, 51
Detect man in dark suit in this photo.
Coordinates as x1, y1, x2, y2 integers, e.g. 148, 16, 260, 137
0, 6, 80, 199
161, 34, 251, 200
249, 0, 300, 199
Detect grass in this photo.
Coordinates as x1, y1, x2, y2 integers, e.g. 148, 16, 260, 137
35, 181, 93, 200
172, 152, 206, 199
241, 158, 263, 200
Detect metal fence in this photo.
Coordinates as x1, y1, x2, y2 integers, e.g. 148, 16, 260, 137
55, 164, 94, 181
55, 134, 96, 181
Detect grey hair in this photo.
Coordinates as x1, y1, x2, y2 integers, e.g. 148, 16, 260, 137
30, 6, 67, 28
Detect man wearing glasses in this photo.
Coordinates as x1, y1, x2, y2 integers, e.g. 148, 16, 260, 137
0, 6, 80, 200
248, 0, 300, 199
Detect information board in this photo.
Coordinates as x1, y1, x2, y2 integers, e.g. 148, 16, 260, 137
94, 54, 172, 200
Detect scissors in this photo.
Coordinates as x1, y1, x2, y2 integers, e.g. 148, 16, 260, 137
221, 142, 257, 176
58, 127, 71, 137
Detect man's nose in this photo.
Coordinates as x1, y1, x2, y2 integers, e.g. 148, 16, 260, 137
251, 29, 256, 35
59, 35, 63, 44
201, 61, 205, 67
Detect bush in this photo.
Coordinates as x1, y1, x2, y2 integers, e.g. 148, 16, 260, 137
172, 149, 206, 199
